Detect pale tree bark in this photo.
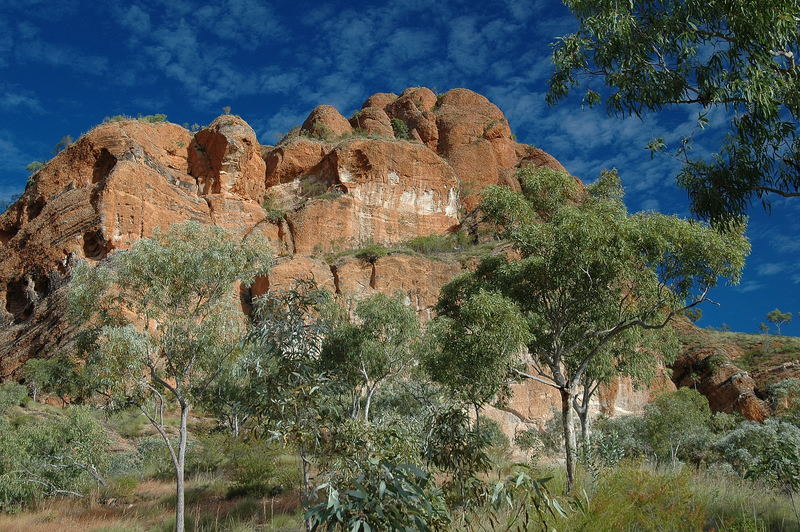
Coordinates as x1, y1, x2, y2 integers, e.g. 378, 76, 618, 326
560, 387, 578, 493
175, 402, 189, 532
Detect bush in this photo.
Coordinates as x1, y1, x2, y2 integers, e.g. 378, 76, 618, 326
0, 382, 27, 413
0, 407, 110, 512
306, 460, 449, 531
643, 388, 712, 465
391, 118, 410, 140
261, 192, 285, 223
103, 113, 167, 123
401, 232, 472, 255
715, 419, 800, 498
354, 243, 390, 263
226, 439, 294, 498
25, 161, 44, 174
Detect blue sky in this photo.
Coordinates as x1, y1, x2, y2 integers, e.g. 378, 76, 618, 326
0, 0, 797, 335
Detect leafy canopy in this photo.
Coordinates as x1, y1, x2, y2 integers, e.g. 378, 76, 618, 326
439, 166, 749, 392
549, 0, 800, 225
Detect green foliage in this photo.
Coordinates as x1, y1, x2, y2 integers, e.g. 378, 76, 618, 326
401, 231, 472, 255
573, 466, 707, 531
390, 118, 410, 140
243, 280, 335, 504
767, 308, 793, 335
261, 192, 286, 222
0, 382, 27, 413
423, 408, 493, 505
768, 378, 800, 422
321, 292, 420, 421
425, 289, 530, 410
25, 161, 44, 174
103, 113, 168, 123
549, 0, 800, 224
21, 354, 84, 404
306, 460, 449, 532
54, 135, 73, 155
437, 164, 747, 489
0, 407, 110, 512
716, 419, 800, 496
353, 243, 390, 263
643, 388, 712, 464
226, 440, 297, 498
302, 122, 335, 141
483, 466, 566, 531
67, 220, 272, 530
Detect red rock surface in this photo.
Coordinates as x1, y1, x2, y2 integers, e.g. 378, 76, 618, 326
0, 87, 768, 431
301, 105, 353, 138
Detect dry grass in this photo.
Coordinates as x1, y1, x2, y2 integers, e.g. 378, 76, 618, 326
0, 478, 304, 532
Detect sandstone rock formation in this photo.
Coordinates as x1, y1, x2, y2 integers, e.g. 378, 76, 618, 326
0, 87, 772, 440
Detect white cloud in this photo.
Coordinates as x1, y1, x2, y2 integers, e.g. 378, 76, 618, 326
755, 262, 788, 276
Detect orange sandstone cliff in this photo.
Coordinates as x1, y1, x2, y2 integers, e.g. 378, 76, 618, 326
0, 87, 768, 437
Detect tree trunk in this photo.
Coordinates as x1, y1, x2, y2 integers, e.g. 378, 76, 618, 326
364, 386, 376, 423
175, 403, 189, 532
299, 442, 312, 532
578, 406, 590, 453
560, 388, 577, 494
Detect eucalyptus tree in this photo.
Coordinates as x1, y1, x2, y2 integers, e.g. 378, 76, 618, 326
434, 166, 749, 492
424, 289, 531, 432
767, 308, 793, 335
242, 280, 334, 527
321, 292, 420, 422
549, 0, 800, 225
67, 221, 272, 532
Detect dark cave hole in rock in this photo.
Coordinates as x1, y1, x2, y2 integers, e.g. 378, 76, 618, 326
92, 148, 117, 183
82, 230, 111, 260
6, 279, 33, 322
26, 197, 46, 221
0, 224, 19, 245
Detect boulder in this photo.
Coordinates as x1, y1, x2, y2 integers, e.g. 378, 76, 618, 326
350, 106, 394, 138
188, 115, 266, 201
301, 105, 353, 139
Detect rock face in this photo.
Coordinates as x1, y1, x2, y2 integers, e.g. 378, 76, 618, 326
672, 318, 770, 421
0, 87, 769, 438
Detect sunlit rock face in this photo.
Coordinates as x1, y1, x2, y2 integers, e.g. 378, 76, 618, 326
0, 87, 766, 437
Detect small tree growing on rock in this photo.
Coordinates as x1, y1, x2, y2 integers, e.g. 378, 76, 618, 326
67, 221, 272, 532
767, 308, 793, 335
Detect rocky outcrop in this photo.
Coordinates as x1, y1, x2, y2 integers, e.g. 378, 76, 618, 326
301, 105, 353, 139
286, 139, 461, 254
672, 318, 770, 421
1, 86, 767, 436
189, 115, 266, 201
350, 107, 394, 138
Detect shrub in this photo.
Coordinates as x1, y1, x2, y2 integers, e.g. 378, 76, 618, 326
401, 232, 472, 255
302, 123, 334, 140
25, 161, 44, 174
226, 439, 294, 498
0, 407, 110, 512
0, 382, 27, 413
261, 192, 285, 223
306, 460, 449, 531
715, 418, 800, 500
103, 113, 167, 123
643, 388, 712, 464
391, 118, 410, 140
354, 243, 390, 263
